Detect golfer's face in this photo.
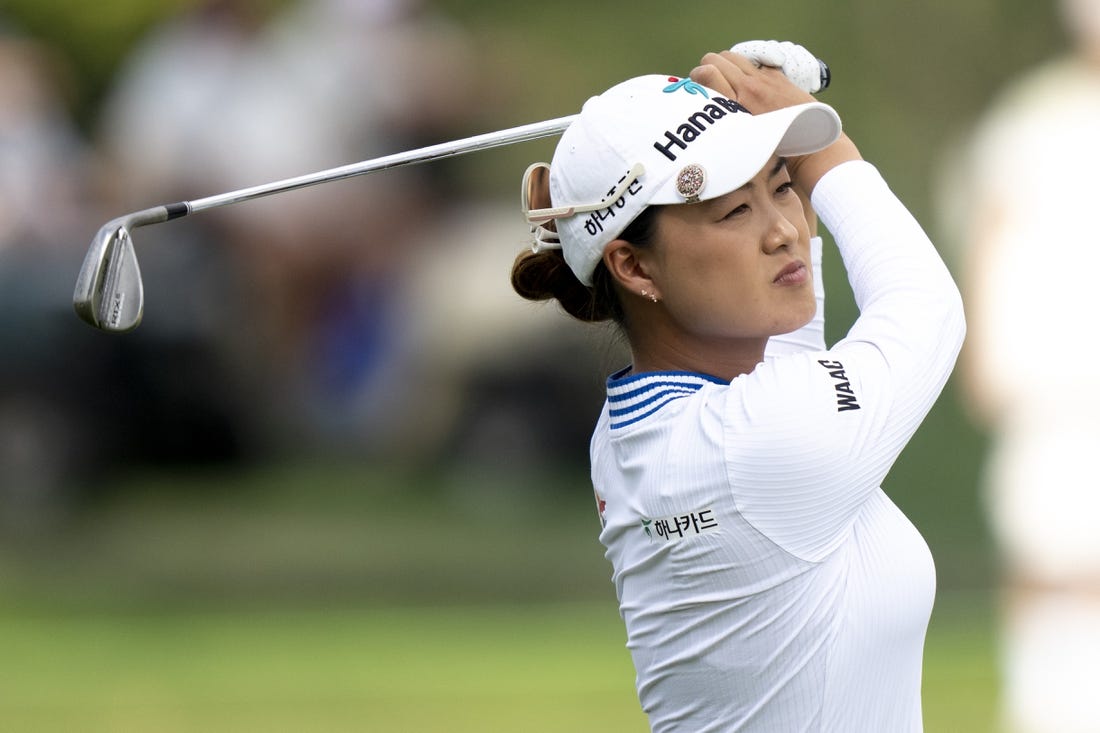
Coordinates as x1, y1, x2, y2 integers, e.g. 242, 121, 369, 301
644, 157, 815, 341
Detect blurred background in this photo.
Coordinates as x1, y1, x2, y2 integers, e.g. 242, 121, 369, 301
0, 0, 1079, 730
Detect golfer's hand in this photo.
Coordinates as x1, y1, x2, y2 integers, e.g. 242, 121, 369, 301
689, 51, 814, 114
730, 40, 829, 94
689, 50, 861, 195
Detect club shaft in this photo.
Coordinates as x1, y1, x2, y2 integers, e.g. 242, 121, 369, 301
184, 115, 578, 215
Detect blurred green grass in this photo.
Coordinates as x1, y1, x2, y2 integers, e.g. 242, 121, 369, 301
0, 601, 996, 732
0, 601, 997, 732
0, 603, 648, 732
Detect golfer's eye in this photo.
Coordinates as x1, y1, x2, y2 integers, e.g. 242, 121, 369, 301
722, 204, 749, 221
776, 181, 795, 196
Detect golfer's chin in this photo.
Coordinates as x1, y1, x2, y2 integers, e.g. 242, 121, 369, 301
769, 298, 818, 338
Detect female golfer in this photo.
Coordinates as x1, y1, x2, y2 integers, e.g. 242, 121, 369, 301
513, 45, 964, 731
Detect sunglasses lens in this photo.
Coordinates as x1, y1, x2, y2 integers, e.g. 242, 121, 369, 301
523, 163, 552, 212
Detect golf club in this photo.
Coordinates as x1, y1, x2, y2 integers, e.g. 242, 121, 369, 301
73, 114, 578, 333
74, 51, 830, 334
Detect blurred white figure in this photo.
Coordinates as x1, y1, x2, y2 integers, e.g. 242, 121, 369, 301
0, 30, 90, 253
96, 0, 480, 453
93, 0, 268, 347
94, 0, 265, 204
0, 26, 98, 523
229, 0, 478, 450
953, 1, 1100, 730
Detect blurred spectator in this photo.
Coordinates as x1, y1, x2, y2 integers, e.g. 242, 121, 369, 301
1, 13, 263, 530
82, 0, 270, 475
229, 0, 482, 453
0, 24, 88, 253
94, 0, 483, 456
72, 0, 601, 484
945, 1, 1100, 730
0, 21, 117, 526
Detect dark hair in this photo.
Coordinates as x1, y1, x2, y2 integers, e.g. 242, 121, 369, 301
511, 207, 660, 324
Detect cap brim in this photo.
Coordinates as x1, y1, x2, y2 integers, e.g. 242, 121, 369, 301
773, 102, 843, 156
650, 102, 842, 206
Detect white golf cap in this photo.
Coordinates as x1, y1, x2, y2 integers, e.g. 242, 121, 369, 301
525, 74, 842, 285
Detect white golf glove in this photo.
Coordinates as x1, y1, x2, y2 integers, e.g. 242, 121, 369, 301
729, 40, 830, 94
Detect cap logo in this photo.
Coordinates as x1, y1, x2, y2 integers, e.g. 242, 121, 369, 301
663, 77, 710, 98
675, 164, 706, 203
652, 96, 750, 162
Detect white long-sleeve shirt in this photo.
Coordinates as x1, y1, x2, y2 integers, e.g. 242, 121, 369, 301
591, 161, 965, 732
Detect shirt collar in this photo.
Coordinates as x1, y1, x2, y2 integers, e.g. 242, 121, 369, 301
606, 368, 726, 429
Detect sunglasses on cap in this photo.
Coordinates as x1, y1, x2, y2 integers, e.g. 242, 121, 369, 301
521, 162, 646, 225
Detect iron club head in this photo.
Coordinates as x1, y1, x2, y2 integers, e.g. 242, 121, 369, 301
73, 207, 174, 333
72, 222, 144, 333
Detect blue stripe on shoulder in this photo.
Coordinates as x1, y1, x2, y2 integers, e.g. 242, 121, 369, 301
606, 369, 726, 429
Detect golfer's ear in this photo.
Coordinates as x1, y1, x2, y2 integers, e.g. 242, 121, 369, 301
603, 240, 656, 295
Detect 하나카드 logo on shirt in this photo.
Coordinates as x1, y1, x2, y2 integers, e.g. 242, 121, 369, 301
641, 508, 719, 542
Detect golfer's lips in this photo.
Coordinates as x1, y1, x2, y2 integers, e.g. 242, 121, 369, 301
773, 261, 808, 285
